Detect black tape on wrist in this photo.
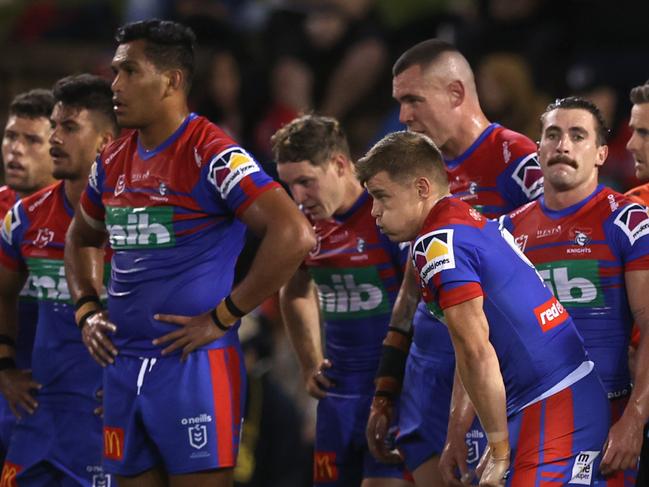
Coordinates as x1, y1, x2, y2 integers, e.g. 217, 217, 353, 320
224, 295, 245, 318
0, 357, 16, 371
0, 334, 15, 348
77, 310, 100, 330
376, 344, 408, 383
210, 308, 231, 332
374, 389, 397, 400
74, 295, 101, 311
387, 325, 413, 339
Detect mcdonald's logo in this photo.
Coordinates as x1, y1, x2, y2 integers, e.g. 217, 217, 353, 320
0, 461, 22, 487
104, 426, 125, 461
313, 451, 338, 483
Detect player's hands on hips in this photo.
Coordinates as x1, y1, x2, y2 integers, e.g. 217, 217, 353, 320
153, 310, 224, 361
600, 408, 644, 475
0, 369, 41, 418
305, 359, 333, 399
440, 427, 473, 486
476, 443, 510, 487
365, 394, 402, 464
83, 310, 118, 367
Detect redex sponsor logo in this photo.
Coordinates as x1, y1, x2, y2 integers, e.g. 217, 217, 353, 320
534, 295, 568, 332
106, 206, 174, 249
413, 229, 455, 284
309, 266, 389, 319
103, 426, 124, 461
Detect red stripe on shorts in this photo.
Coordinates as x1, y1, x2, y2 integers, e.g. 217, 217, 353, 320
209, 348, 234, 466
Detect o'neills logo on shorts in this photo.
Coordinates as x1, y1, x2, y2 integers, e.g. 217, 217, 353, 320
534, 295, 568, 332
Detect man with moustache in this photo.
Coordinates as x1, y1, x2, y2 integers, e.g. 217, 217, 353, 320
0, 89, 55, 461
365, 39, 542, 486
0, 74, 117, 486
500, 96, 649, 486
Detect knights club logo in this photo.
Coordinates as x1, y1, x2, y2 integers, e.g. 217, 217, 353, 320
569, 227, 591, 247
34, 228, 54, 248
412, 229, 456, 284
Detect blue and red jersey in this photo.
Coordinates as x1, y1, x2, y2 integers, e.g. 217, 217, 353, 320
304, 192, 406, 390
413, 124, 542, 357
79, 113, 279, 356
501, 185, 649, 397
0, 182, 102, 410
413, 197, 588, 415
0, 185, 37, 370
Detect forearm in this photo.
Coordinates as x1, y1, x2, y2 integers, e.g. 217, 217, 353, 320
454, 343, 507, 442
279, 283, 323, 374
64, 215, 106, 301
448, 367, 477, 434
624, 270, 649, 424
388, 261, 420, 334
231, 210, 314, 312
0, 296, 18, 359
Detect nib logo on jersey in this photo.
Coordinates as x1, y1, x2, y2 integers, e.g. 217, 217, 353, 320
106, 206, 175, 249
413, 229, 456, 284
309, 266, 389, 319
614, 203, 649, 244
181, 413, 213, 456
536, 260, 602, 307
24, 258, 70, 302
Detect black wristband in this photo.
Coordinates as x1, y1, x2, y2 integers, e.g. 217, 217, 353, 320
78, 309, 100, 330
0, 357, 16, 371
75, 295, 101, 311
224, 295, 245, 318
388, 326, 413, 339
375, 345, 408, 383
210, 308, 231, 332
0, 334, 15, 347
374, 389, 396, 400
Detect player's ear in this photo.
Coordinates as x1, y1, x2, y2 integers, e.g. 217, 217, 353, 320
165, 69, 184, 94
447, 80, 465, 108
595, 143, 608, 167
415, 176, 432, 199
331, 153, 349, 176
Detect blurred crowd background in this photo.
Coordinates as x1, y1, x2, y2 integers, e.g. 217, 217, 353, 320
1, 0, 648, 485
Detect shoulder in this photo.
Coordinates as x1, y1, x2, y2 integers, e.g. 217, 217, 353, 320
0, 186, 16, 217
492, 125, 537, 161
20, 182, 59, 216
507, 200, 538, 222
98, 131, 135, 167
625, 182, 649, 206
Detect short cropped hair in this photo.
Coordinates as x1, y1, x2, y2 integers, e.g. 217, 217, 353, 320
355, 131, 447, 188
630, 81, 649, 105
393, 39, 458, 77
8, 89, 55, 119
271, 114, 350, 167
115, 19, 196, 91
540, 96, 610, 146
52, 74, 118, 136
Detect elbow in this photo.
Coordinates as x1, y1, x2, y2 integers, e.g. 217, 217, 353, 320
292, 219, 316, 258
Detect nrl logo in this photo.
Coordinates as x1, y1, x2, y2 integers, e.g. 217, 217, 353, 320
114, 174, 126, 196
188, 424, 208, 450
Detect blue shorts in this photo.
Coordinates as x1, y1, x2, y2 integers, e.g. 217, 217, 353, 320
0, 397, 15, 464
1, 407, 108, 487
506, 370, 610, 486
313, 391, 410, 485
396, 347, 455, 472
102, 346, 246, 476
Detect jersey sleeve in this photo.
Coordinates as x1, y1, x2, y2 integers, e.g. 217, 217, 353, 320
0, 201, 28, 271
610, 203, 649, 271
411, 226, 484, 309
79, 158, 106, 223
499, 152, 544, 210
203, 145, 280, 216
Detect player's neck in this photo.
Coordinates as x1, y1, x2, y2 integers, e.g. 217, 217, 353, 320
442, 111, 490, 160
334, 178, 364, 216
64, 176, 90, 210
543, 180, 599, 211
138, 106, 190, 150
